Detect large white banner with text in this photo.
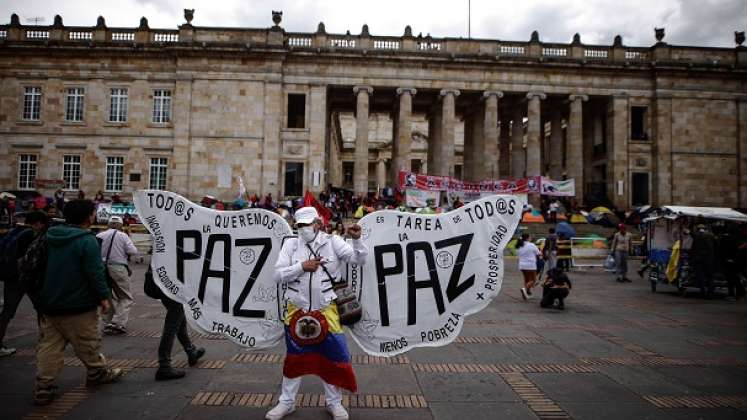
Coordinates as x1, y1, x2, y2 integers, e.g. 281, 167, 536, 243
347, 194, 524, 355
134, 190, 293, 348
135, 191, 523, 356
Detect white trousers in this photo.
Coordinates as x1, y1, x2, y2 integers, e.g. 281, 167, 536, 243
279, 375, 342, 406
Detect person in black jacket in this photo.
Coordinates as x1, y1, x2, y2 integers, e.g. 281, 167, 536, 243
540, 268, 572, 310
0, 211, 48, 357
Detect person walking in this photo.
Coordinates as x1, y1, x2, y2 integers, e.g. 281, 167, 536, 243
265, 207, 367, 420
96, 216, 138, 334
0, 211, 48, 357
33, 199, 123, 405
691, 223, 717, 299
611, 224, 633, 283
516, 233, 542, 300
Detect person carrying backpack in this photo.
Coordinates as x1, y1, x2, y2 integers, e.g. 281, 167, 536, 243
0, 211, 48, 357
32, 199, 123, 405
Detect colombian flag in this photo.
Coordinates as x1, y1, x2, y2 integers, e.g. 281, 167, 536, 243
283, 303, 357, 392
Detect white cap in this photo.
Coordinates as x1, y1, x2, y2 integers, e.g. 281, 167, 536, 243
294, 207, 319, 224
109, 215, 123, 224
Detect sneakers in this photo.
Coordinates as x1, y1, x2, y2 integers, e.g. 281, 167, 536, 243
155, 367, 186, 381
188, 347, 206, 366
0, 346, 17, 357
326, 403, 349, 420
265, 402, 295, 420
33, 386, 58, 406
103, 323, 126, 335
86, 367, 124, 387
520, 288, 528, 301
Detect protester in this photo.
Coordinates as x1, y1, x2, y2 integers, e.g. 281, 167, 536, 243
540, 267, 572, 310
96, 216, 139, 334
143, 264, 206, 380
0, 211, 49, 357
34, 199, 123, 405
718, 225, 745, 301
610, 224, 633, 283
333, 221, 345, 237
691, 223, 717, 299
266, 206, 367, 420
516, 233, 542, 300
53, 189, 65, 216
556, 233, 571, 272
548, 199, 559, 224
543, 228, 558, 272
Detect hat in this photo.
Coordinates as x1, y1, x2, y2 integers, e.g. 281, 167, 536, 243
109, 216, 123, 224
294, 207, 319, 224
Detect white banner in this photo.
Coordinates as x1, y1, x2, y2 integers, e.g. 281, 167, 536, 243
540, 177, 575, 196
348, 194, 524, 356
134, 191, 523, 356
404, 188, 439, 208
134, 190, 293, 348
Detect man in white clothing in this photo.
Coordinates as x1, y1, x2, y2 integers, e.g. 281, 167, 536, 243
266, 207, 367, 420
96, 216, 138, 334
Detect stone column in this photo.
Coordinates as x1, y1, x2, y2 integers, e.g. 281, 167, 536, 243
171, 76, 193, 196
438, 89, 460, 176
653, 95, 672, 206
463, 111, 478, 180
261, 81, 282, 197
376, 158, 386, 193
511, 106, 525, 178
353, 85, 373, 195
526, 92, 546, 177
549, 105, 564, 179
308, 85, 327, 193
483, 91, 502, 179
499, 117, 511, 178
740, 99, 747, 207
391, 87, 416, 186
526, 92, 546, 207
610, 95, 629, 209
567, 94, 588, 204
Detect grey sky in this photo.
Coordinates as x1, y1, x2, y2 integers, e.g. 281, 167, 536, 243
1, 0, 744, 47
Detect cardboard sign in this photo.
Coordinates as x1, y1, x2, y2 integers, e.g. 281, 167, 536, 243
134, 190, 293, 348
346, 194, 524, 356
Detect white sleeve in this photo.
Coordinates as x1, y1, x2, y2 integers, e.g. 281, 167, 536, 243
123, 233, 139, 256
332, 235, 368, 266
275, 239, 305, 284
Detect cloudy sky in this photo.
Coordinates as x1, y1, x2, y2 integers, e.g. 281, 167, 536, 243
1, 0, 744, 47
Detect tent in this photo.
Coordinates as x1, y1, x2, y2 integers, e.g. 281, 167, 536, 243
591, 206, 614, 214
569, 213, 588, 224
521, 209, 545, 223
661, 206, 747, 223
556, 221, 576, 238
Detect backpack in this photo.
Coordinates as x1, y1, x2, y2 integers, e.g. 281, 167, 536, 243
18, 233, 48, 306
0, 226, 31, 282
143, 265, 165, 300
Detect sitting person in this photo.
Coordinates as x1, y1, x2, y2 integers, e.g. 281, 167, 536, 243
540, 268, 572, 310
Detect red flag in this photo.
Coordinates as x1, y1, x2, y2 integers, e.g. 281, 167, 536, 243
304, 191, 332, 225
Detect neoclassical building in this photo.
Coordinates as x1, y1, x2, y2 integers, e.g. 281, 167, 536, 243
1, 11, 746, 208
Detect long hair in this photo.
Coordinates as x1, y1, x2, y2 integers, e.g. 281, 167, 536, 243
516, 233, 530, 249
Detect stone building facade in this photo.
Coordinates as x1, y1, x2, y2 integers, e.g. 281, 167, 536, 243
1, 12, 746, 209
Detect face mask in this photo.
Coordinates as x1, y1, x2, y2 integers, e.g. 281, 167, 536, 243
298, 226, 317, 243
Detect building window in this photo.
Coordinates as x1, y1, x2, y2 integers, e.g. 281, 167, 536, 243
149, 157, 168, 190
105, 156, 125, 192
631, 106, 648, 140
65, 87, 85, 122
287, 93, 305, 129
411, 159, 422, 174
22, 86, 42, 121
62, 155, 81, 191
109, 88, 128, 122
284, 162, 304, 197
18, 154, 37, 190
343, 161, 354, 186
454, 165, 463, 180
152, 89, 172, 123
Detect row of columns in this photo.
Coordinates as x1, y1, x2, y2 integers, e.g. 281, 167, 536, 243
351, 85, 589, 204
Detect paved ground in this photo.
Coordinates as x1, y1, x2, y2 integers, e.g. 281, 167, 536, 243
2, 259, 747, 420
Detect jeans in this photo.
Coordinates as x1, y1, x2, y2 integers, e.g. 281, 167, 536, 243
158, 298, 195, 368
693, 260, 714, 297
0, 280, 25, 347
614, 250, 628, 277
724, 262, 745, 298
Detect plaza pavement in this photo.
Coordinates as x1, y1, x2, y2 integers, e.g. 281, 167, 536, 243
1, 259, 746, 420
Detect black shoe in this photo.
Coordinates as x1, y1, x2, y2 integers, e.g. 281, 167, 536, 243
187, 348, 206, 366
557, 302, 565, 310
33, 387, 58, 406
616, 277, 624, 283
637, 270, 644, 278
155, 367, 186, 381
623, 277, 632, 283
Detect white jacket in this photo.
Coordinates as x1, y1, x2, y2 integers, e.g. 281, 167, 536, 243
275, 232, 368, 311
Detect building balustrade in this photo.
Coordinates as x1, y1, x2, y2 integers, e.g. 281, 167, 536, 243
0, 13, 744, 67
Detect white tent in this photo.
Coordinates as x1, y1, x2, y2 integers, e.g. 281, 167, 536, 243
661, 206, 747, 223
